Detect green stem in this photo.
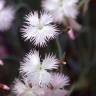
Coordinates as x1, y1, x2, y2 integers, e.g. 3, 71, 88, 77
56, 37, 64, 72
56, 37, 62, 59
78, 0, 86, 9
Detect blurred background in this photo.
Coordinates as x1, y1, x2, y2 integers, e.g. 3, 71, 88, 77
0, 0, 96, 96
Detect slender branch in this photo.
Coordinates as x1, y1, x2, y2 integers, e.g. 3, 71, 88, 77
78, 0, 90, 10
56, 37, 66, 72
56, 37, 62, 59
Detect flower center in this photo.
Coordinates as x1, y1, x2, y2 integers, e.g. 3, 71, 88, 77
59, 0, 63, 7
37, 64, 43, 71
37, 19, 44, 30
38, 24, 43, 30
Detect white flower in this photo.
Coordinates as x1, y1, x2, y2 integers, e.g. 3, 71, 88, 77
51, 73, 69, 88
42, 0, 79, 23
0, 1, 15, 31
20, 50, 59, 86
21, 11, 59, 47
13, 79, 45, 96
47, 73, 69, 96
0, 0, 5, 11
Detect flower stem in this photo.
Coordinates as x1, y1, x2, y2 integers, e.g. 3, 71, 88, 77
56, 37, 62, 59
78, 0, 90, 10
56, 37, 64, 72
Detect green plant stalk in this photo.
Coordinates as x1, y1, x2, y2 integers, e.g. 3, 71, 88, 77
56, 37, 62, 59
56, 37, 64, 72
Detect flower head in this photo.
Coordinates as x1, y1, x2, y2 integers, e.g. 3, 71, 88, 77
46, 73, 69, 96
42, 0, 79, 23
20, 50, 59, 86
51, 73, 69, 88
13, 79, 45, 96
0, 0, 5, 11
0, 0, 15, 31
21, 11, 59, 47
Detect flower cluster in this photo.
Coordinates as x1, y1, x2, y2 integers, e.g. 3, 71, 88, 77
13, 50, 69, 96
12, 0, 80, 96
21, 0, 79, 47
